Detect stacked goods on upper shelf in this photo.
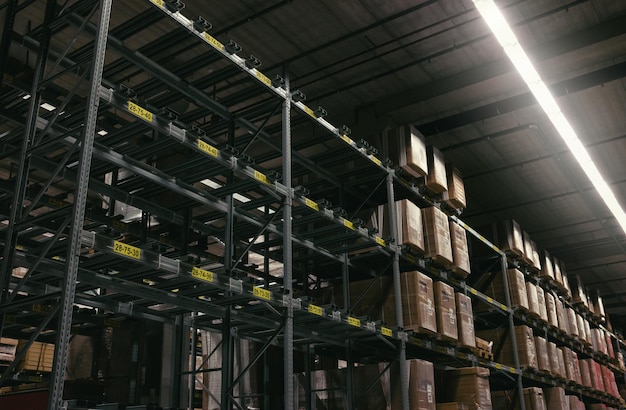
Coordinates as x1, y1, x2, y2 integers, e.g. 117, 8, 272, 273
535, 336, 551, 374
434, 281, 458, 342
569, 274, 588, 308
539, 250, 555, 281
475, 325, 537, 370
522, 231, 540, 270
589, 289, 607, 322
478, 268, 529, 312
436, 367, 492, 410
423, 207, 453, 267
385, 124, 428, 179
497, 219, 524, 257
449, 221, 471, 277
456, 293, 476, 349
391, 199, 425, 253
442, 165, 466, 209
425, 146, 448, 194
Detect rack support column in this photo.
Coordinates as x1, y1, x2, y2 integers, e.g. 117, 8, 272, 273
48, 0, 113, 408
282, 67, 295, 410
386, 172, 409, 410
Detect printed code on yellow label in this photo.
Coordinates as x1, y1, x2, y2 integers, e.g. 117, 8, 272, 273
343, 219, 354, 230
308, 304, 323, 316
151, 0, 164, 7
255, 71, 272, 87
204, 33, 224, 51
381, 327, 392, 337
509, 367, 516, 373
305, 198, 319, 211
197, 139, 219, 157
375, 236, 386, 246
113, 241, 141, 259
27, 376, 42, 382
495, 363, 502, 369
191, 267, 213, 283
348, 317, 361, 327
16, 245, 24, 251
500, 304, 507, 311
127, 101, 153, 123
370, 156, 382, 166
303, 105, 316, 118
470, 288, 478, 295
48, 197, 66, 208
253, 286, 271, 301
341, 135, 352, 145
254, 170, 270, 184
486, 296, 493, 304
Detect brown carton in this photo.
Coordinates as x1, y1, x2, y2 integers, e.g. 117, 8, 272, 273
555, 299, 569, 334
536, 286, 548, 322
423, 206, 453, 266
569, 275, 587, 305
437, 404, 468, 410
434, 281, 458, 341
576, 314, 586, 343
450, 221, 471, 277
543, 387, 568, 410
0, 338, 18, 362
569, 396, 585, 410
425, 145, 447, 193
540, 250, 555, 280
395, 199, 425, 253
557, 347, 566, 379
497, 219, 524, 257
443, 164, 466, 209
492, 387, 546, 410
438, 367, 492, 410
545, 292, 559, 328
391, 359, 436, 410
566, 307, 579, 338
548, 342, 562, 378
386, 124, 428, 178
456, 293, 475, 349
394, 271, 437, 334
535, 336, 550, 374
480, 268, 528, 311
16, 340, 54, 372
526, 282, 540, 317
522, 231, 535, 267
579, 358, 592, 388
589, 360, 605, 392
476, 325, 536, 369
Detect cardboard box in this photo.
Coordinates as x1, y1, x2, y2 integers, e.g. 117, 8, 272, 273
437, 404, 468, 410
589, 360, 605, 392
395, 199, 425, 253
438, 367, 491, 410
476, 325, 536, 369
0, 338, 18, 362
569, 395, 585, 410
536, 286, 548, 323
386, 124, 428, 178
450, 221, 471, 277
569, 275, 587, 306
540, 250, 555, 280
535, 336, 550, 374
480, 268, 528, 311
557, 347, 566, 379
497, 219, 524, 257
423, 207, 453, 266
522, 231, 535, 267
576, 314, 586, 342
548, 342, 564, 378
456, 293, 476, 349
605, 330, 615, 359
566, 307, 579, 338
16, 340, 54, 372
579, 358, 592, 388
544, 387, 568, 410
435, 281, 458, 341
530, 241, 541, 273
443, 164, 466, 209
395, 271, 437, 334
562, 347, 580, 384
591, 328, 608, 355
545, 292, 559, 328
526, 282, 540, 317
492, 387, 546, 410
391, 359, 436, 410
583, 319, 592, 345
555, 299, 569, 334
425, 145, 447, 193
590, 289, 606, 321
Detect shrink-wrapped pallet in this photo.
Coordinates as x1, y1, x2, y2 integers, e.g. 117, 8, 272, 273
437, 367, 492, 410
385, 124, 428, 178
480, 268, 528, 312
423, 206, 453, 266
476, 325, 536, 370
434, 281, 458, 341
450, 221, 471, 277
425, 145, 447, 193
456, 293, 475, 349
443, 164, 466, 209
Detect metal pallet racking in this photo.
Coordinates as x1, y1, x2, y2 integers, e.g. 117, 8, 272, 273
0, 0, 623, 409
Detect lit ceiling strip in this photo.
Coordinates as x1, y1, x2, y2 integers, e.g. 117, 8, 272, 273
473, 0, 626, 235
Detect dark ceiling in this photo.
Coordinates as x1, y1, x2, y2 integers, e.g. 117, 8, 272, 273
1, 0, 626, 325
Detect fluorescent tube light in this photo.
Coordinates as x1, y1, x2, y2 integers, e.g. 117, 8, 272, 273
473, 0, 626, 235
40, 102, 56, 111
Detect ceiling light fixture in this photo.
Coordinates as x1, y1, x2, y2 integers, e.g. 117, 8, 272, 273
40, 102, 56, 111
473, 0, 626, 236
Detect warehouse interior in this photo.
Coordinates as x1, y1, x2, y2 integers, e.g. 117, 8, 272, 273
1, 0, 626, 409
